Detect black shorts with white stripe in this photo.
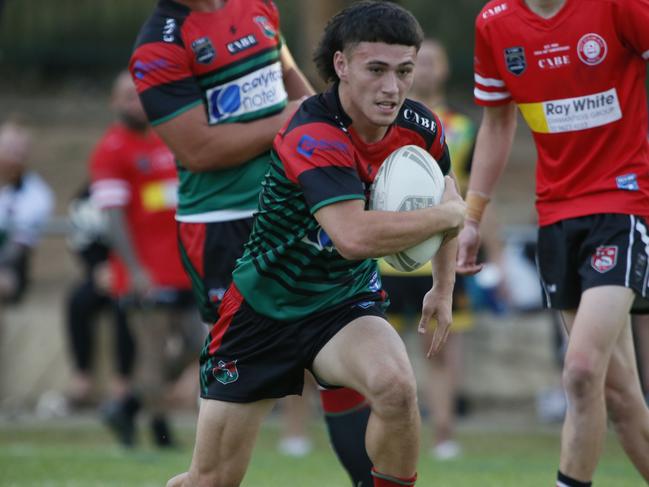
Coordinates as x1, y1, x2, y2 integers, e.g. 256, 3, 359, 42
536, 213, 649, 314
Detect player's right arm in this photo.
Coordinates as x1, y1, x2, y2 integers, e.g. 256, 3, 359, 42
130, 17, 310, 173
151, 99, 303, 173
456, 9, 518, 274
89, 135, 152, 297
314, 179, 465, 261
456, 103, 517, 273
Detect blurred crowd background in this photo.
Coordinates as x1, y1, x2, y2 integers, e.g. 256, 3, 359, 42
0, 0, 646, 455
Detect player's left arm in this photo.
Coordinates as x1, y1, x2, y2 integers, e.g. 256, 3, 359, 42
613, 0, 649, 60
419, 171, 460, 357
279, 44, 315, 99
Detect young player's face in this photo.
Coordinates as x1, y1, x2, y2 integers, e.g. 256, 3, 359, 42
335, 42, 416, 141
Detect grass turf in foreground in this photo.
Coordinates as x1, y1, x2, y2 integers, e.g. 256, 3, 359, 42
0, 416, 642, 487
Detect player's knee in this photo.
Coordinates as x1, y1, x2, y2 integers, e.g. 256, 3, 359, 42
562, 357, 601, 401
366, 366, 417, 419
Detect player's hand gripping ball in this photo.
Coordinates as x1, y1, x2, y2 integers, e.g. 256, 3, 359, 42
370, 145, 445, 272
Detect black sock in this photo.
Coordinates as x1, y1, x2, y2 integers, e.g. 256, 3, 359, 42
324, 406, 373, 486
151, 414, 174, 447
557, 471, 592, 487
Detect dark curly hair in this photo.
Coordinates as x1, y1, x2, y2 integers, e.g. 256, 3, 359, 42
313, 1, 424, 83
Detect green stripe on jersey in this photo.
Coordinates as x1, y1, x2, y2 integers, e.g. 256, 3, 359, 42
175, 152, 270, 217
232, 155, 381, 321
150, 100, 203, 127
219, 102, 286, 124
198, 49, 280, 87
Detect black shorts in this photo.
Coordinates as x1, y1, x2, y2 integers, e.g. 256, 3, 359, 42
537, 214, 649, 313
177, 218, 254, 323
381, 275, 470, 315
199, 285, 386, 403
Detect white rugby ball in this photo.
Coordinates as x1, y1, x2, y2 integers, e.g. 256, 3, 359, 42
370, 145, 445, 272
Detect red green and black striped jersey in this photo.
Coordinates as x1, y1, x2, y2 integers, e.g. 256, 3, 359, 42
129, 0, 287, 222
232, 85, 451, 321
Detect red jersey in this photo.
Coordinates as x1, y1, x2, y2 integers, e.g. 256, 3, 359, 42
89, 123, 190, 292
474, 0, 649, 226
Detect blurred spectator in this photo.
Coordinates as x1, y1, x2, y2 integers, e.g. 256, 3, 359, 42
64, 185, 135, 408
380, 39, 478, 460
89, 71, 205, 448
0, 119, 54, 303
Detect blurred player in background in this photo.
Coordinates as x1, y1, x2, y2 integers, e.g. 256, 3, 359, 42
129, 0, 381, 482
458, 0, 649, 485
0, 119, 54, 304
381, 38, 477, 461
90, 71, 204, 448
64, 185, 135, 408
633, 123, 649, 406
165, 2, 467, 486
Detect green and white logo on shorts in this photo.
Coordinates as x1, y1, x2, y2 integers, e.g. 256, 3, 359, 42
213, 360, 239, 385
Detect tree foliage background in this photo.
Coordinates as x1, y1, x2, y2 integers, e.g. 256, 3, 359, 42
0, 0, 485, 90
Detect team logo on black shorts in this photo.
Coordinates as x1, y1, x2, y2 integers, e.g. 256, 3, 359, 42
213, 360, 239, 384
504, 47, 526, 76
192, 37, 216, 64
591, 245, 618, 273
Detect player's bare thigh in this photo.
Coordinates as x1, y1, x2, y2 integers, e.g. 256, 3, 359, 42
311, 314, 415, 398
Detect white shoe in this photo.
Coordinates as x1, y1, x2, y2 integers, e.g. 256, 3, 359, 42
278, 436, 313, 457
431, 440, 461, 460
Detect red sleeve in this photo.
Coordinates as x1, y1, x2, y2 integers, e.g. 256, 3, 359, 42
89, 131, 132, 209
129, 42, 203, 126
274, 122, 364, 214
473, 15, 512, 106
613, 0, 649, 61
428, 111, 445, 159
261, 0, 281, 31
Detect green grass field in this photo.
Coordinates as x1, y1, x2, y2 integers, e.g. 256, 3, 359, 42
0, 414, 643, 487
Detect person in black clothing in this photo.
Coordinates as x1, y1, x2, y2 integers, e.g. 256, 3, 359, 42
64, 187, 135, 408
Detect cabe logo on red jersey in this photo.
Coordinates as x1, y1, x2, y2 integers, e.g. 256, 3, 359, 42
591, 245, 618, 273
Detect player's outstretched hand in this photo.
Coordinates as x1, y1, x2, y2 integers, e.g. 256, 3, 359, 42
456, 220, 484, 275
418, 286, 453, 357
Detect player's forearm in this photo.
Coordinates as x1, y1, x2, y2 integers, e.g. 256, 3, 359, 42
105, 208, 143, 276
467, 105, 517, 197
283, 66, 315, 99
432, 236, 457, 291
336, 204, 462, 260
153, 100, 293, 173
169, 115, 284, 172
280, 44, 315, 99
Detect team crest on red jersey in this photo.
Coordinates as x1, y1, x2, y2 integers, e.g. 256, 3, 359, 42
577, 33, 607, 66
254, 16, 276, 38
504, 47, 526, 75
591, 245, 618, 273
191, 37, 216, 65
